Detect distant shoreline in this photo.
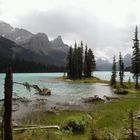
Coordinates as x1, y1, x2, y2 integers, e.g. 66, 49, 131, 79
58, 76, 110, 84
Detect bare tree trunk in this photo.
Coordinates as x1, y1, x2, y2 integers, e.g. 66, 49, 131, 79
4, 65, 13, 140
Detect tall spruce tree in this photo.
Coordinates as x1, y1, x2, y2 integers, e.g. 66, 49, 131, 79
80, 41, 84, 78
77, 41, 83, 79
73, 41, 78, 79
87, 48, 96, 77
111, 56, 117, 87
119, 52, 124, 87
84, 44, 88, 77
67, 46, 73, 78
131, 26, 140, 88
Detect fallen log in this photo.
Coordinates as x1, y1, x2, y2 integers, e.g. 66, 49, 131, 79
13, 125, 60, 131
13, 82, 51, 96
13, 81, 42, 92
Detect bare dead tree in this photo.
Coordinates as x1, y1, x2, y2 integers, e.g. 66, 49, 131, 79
4, 65, 13, 140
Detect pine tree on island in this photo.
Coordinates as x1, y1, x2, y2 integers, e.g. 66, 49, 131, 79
67, 41, 96, 79
84, 44, 88, 77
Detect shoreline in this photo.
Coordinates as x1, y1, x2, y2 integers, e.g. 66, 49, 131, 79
58, 76, 110, 84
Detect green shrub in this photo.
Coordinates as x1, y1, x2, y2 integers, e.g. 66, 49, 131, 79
61, 118, 85, 134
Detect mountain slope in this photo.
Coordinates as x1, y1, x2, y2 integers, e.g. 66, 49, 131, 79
0, 20, 33, 43
96, 54, 132, 71
0, 20, 69, 66
18, 33, 69, 65
96, 58, 112, 71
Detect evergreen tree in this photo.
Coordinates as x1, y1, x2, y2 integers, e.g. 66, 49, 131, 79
67, 46, 73, 78
66, 41, 96, 79
131, 26, 140, 88
119, 52, 124, 86
84, 44, 88, 77
111, 56, 117, 87
87, 48, 96, 77
79, 41, 84, 78
73, 41, 78, 79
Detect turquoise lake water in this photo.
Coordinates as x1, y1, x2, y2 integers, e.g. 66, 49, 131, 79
0, 71, 135, 117
0, 71, 133, 101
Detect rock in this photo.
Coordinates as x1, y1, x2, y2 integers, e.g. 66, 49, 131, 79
82, 95, 105, 103
36, 88, 51, 96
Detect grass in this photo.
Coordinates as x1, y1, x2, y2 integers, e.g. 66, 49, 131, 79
20, 110, 88, 126
12, 89, 140, 139
13, 110, 90, 140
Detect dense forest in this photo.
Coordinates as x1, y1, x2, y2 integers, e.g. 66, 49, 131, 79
0, 57, 64, 73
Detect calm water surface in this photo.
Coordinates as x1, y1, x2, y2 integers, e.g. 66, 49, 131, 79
0, 71, 133, 102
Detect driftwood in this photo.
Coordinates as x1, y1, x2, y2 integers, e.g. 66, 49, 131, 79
13, 125, 60, 131
13, 82, 51, 96
82, 95, 105, 103
13, 82, 42, 92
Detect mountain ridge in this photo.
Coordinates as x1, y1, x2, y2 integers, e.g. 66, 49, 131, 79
0, 20, 132, 70
0, 20, 69, 66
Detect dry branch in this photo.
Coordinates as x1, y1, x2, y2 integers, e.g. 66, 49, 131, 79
13, 125, 60, 131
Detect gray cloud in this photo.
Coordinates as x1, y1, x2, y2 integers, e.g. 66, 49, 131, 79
13, 8, 137, 60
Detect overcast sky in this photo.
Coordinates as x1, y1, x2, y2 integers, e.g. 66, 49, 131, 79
0, 0, 140, 60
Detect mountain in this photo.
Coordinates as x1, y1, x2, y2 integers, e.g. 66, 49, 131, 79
0, 35, 45, 61
96, 58, 112, 71
0, 35, 66, 72
0, 20, 69, 66
18, 33, 69, 65
0, 20, 13, 36
123, 53, 131, 68
19, 33, 50, 54
0, 20, 33, 43
96, 54, 132, 71
0, 20, 132, 70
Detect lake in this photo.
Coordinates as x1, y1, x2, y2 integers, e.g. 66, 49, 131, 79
0, 71, 133, 101
0, 71, 134, 118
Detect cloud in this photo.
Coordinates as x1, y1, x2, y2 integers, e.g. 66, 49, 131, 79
0, 0, 140, 59
13, 8, 136, 60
